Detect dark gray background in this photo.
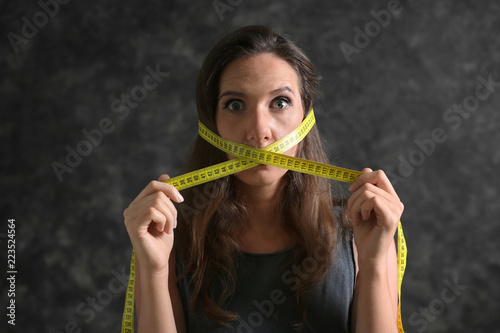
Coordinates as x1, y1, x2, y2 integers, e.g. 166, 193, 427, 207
1, 0, 499, 332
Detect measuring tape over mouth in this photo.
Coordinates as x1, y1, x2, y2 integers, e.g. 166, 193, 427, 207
121, 109, 407, 333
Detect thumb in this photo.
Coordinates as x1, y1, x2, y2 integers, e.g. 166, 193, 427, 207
158, 174, 170, 182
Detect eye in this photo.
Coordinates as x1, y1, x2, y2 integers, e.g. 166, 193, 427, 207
223, 100, 245, 111
272, 97, 291, 109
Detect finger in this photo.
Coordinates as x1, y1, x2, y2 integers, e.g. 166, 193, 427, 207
140, 206, 167, 233
349, 168, 374, 190
133, 178, 184, 204
348, 188, 376, 222
125, 190, 178, 232
143, 203, 178, 235
124, 201, 165, 232
358, 196, 395, 228
158, 174, 170, 182
349, 168, 398, 198
147, 191, 178, 229
348, 186, 401, 222
137, 192, 178, 231
158, 174, 184, 205
348, 182, 401, 212
350, 195, 396, 232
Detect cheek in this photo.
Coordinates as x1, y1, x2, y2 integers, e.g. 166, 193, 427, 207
215, 117, 233, 140
284, 144, 299, 157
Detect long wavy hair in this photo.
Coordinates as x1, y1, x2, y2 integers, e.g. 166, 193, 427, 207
175, 25, 350, 329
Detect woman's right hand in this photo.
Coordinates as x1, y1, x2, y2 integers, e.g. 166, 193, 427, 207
123, 174, 184, 275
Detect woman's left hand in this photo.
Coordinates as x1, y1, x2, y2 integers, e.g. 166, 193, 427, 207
347, 168, 404, 267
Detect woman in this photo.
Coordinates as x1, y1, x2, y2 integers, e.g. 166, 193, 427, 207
124, 25, 404, 332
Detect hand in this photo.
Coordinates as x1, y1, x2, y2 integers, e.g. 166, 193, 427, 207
123, 174, 184, 274
347, 168, 404, 267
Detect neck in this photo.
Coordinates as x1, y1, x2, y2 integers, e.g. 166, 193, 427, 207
235, 179, 292, 253
236, 179, 280, 224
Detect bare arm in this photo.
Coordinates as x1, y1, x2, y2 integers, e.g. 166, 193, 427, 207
124, 174, 187, 333
351, 238, 398, 332
347, 168, 403, 333
137, 262, 175, 332
134, 255, 186, 333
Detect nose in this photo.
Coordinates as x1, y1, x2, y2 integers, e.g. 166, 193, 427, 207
246, 107, 272, 148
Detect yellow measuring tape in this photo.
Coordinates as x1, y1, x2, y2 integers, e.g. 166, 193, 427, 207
121, 109, 407, 332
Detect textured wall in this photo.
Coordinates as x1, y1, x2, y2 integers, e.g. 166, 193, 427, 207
1, 0, 499, 332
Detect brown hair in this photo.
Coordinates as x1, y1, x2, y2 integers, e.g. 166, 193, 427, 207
175, 25, 350, 329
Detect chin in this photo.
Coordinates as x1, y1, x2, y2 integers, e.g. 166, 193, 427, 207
233, 165, 288, 188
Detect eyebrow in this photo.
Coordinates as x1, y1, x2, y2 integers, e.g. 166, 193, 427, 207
218, 86, 295, 100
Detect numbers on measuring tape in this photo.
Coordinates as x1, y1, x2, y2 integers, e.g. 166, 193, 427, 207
121, 109, 407, 333
121, 251, 135, 332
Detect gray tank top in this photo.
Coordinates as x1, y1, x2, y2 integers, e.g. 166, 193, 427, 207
176, 239, 356, 332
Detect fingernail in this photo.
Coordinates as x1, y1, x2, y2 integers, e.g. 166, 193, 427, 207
348, 184, 354, 191
176, 193, 184, 202
174, 218, 178, 229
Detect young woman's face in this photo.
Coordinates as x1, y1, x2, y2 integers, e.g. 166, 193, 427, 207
215, 53, 304, 189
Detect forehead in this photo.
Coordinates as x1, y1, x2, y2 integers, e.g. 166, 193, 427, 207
219, 53, 299, 92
